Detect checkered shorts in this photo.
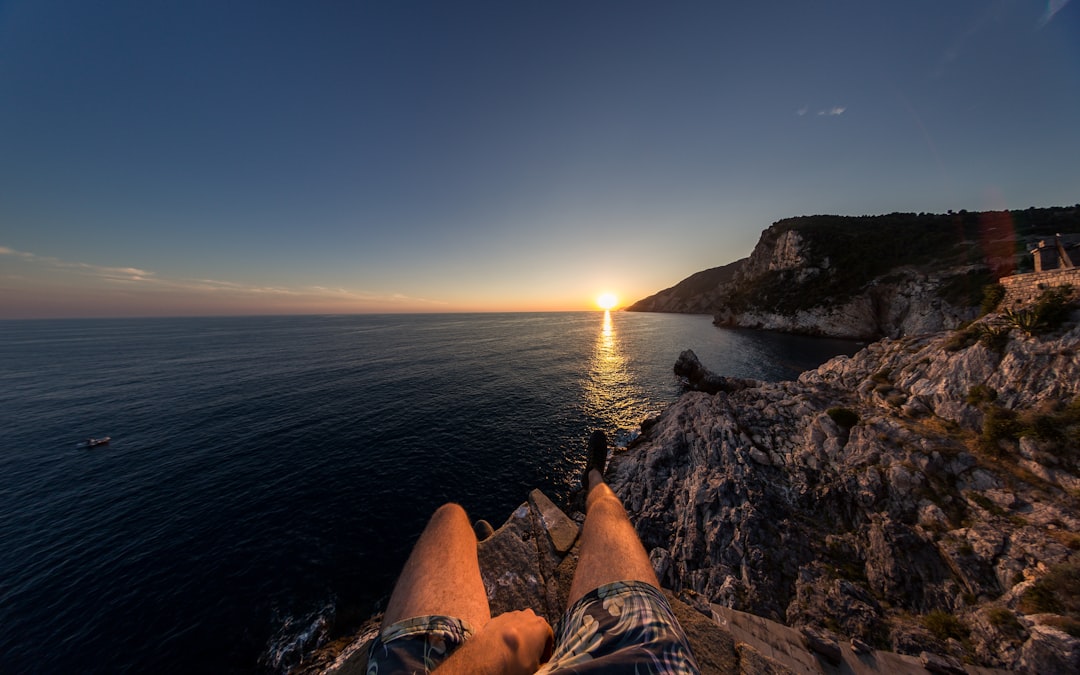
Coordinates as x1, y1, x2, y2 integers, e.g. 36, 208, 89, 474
366, 580, 699, 674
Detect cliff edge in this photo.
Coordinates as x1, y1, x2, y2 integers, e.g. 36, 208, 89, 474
610, 286, 1080, 672
627, 206, 1080, 340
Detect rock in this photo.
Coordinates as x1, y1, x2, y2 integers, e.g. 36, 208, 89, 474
674, 349, 757, 394
318, 304, 1080, 674
1019, 623, 1080, 674
528, 489, 579, 554
850, 637, 871, 654
663, 591, 739, 674
734, 642, 797, 674
477, 502, 557, 619
609, 317, 1080, 670
919, 650, 966, 674
800, 626, 842, 665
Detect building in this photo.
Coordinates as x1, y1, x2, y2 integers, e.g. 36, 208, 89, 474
1030, 233, 1080, 272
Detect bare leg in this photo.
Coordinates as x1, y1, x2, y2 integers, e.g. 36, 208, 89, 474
381, 503, 491, 630
567, 469, 660, 606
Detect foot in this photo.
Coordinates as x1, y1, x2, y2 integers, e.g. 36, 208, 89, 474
473, 519, 495, 541
583, 430, 607, 489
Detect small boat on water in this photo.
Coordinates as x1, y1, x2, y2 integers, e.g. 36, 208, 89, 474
85, 437, 111, 448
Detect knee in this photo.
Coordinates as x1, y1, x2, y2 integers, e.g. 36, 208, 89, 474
430, 502, 470, 527
586, 484, 623, 511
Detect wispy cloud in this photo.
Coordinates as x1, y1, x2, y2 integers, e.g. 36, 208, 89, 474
1, 245, 442, 307
798, 105, 845, 117
1, 245, 151, 281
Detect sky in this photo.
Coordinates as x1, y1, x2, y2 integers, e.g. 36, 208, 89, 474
1, 0, 1078, 318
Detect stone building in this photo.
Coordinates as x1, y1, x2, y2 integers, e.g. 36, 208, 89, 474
1030, 233, 1080, 272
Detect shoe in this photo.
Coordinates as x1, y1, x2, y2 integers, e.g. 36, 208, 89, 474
473, 519, 494, 541
583, 430, 607, 489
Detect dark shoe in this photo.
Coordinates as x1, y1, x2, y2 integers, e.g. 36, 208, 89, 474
583, 430, 608, 489
473, 519, 494, 541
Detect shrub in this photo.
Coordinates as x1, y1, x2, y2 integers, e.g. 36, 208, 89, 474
886, 392, 907, 408
966, 385, 998, 407
975, 322, 1010, 353
1043, 616, 1080, 638
980, 283, 1006, 315
987, 608, 1025, 638
1035, 287, 1074, 331
922, 610, 969, 641
1003, 307, 1042, 335
945, 325, 979, 352
968, 492, 1006, 516
1025, 413, 1065, 442
1004, 287, 1076, 336
983, 406, 1020, 443
826, 407, 860, 428
1020, 562, 1080, 618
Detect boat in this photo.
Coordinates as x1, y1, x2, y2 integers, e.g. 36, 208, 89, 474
85, 437, 111, 448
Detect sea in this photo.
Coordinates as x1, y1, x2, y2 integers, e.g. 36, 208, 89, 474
0, 312, 860, 673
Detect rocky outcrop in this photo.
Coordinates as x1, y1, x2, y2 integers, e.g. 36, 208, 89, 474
712, 270, 979, 340
675, 349, 758, 394
627, 260, 746, 314
308, 486, 1011, 675
609, 309, 1080, 671
627, 206, 1080, 339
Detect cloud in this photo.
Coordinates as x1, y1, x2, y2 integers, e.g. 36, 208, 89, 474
797, 106, 845, 117
2, 244, 442, 309
2, 246, 154, 281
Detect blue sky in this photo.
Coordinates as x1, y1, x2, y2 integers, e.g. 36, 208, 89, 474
1, 0, 1078, 317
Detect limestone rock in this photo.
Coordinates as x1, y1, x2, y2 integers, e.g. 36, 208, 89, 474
1018, 624, 1080, 674
674, 349, 758, 394
609, 316, 1080, 670
529, 489, 579, 554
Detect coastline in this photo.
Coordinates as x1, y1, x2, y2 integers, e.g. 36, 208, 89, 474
305, 295, 1080, 672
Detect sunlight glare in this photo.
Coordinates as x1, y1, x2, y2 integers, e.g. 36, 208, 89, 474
596, 292, 618, 310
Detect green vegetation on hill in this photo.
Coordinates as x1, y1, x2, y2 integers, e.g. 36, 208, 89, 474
726, 206, 1080, 314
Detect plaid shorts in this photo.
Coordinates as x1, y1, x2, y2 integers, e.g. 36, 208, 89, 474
366, 580, 699, 674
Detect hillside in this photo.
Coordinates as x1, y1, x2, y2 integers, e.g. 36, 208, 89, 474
626, 259, 746, 313
627, 206, 1080, 339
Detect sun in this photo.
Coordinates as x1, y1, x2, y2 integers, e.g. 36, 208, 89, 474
596, 292, 618, 310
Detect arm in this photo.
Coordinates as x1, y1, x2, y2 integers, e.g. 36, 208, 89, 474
435, 609, 554, 675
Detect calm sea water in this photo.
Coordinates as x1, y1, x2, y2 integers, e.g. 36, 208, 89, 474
0, 312, 859, 673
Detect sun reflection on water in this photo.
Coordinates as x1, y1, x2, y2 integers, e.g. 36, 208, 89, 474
583, 311, 648, 438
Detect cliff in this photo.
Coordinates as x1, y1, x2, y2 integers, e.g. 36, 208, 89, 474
302, 286, 1079, 675
627, 259, 746, 314
627, 206, 1080, 340
609, 287, 1080, 672
305, 489, 1013, 675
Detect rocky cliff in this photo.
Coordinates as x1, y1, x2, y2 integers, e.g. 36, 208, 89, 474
609, 291, 1080, 672
627, 259, 746, 314
628, 206, 1080, 340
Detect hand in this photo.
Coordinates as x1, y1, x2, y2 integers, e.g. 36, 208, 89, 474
434, 609, 554, 675
484, 609, 554, 673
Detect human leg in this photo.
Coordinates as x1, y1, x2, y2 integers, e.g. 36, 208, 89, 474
536, 433, 698, 673
382, 502, 491, 629
367, 504, 493, 674
568, 442, 659, 606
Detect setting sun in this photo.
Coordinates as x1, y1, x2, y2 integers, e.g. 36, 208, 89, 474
596, 292, 618, 310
